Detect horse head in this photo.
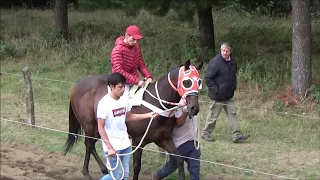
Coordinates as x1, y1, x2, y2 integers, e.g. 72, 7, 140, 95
168, 59, 203, 117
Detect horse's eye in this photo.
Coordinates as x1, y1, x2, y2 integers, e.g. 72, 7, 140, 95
198, 79, 202, 89
182, 79, 192, 89
198, 79, 202, 87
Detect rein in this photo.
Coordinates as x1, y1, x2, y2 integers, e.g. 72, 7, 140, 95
105, 69, 200, 179
167, 73, 178, 91
105, 106, 181, 180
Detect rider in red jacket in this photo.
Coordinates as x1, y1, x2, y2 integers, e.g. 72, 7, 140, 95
110, 25, 153, 88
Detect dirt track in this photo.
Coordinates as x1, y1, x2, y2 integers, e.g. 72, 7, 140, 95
0, 141, 103, 180
0, 141, 159, 180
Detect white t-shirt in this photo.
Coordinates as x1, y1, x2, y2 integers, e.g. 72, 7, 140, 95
97, 94, 132, 152
172, 108, 199, 148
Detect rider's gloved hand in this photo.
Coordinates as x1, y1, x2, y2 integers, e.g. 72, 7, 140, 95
146, 78, 153, 83
138, 80, 145, 87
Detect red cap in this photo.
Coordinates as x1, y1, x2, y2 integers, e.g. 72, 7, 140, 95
126, 25, 143, 40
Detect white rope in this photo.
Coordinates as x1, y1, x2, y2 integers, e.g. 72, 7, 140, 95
138, 147, 297, 180
199, 100, 320, 120
1, 71, 318, 120
155, 81, 170, 110
193, 116, 200, 150
144, 83, 179, 107
0, 117, 297, 180
0, 71, 75, 84
105, 153, 124, 180
105, 105, 181, 180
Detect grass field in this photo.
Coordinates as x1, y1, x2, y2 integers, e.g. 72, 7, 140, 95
1, 8, 320, 180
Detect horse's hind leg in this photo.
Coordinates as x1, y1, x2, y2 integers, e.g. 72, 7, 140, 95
91, 140, 108, 174
82, 137, 94, 180
83, 136, 108, 180
132, 138, 147, 180
157, 140, 186, 180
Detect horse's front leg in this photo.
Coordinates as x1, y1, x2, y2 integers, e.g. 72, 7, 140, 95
132, 137, 146, 180
158, 139, 186, 180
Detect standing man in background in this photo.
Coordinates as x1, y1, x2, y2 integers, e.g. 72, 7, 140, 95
202, 42, 250, 143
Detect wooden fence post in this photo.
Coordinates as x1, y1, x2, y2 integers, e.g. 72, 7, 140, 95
23, 67, 35, 127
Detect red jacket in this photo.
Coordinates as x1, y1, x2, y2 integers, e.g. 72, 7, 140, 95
110, 36, 152, 85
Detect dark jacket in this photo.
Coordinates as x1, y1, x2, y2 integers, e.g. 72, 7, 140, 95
205, 53, 237, 101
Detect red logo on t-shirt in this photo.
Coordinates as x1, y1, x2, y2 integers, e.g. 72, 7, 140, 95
112, 107, 126, 117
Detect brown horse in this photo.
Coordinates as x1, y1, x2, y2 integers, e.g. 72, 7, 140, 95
64, 60, 203, 180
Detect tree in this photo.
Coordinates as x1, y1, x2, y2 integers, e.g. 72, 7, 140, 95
291, 0, 312, 99
116, 0, 216, 62
196, 1, 215, 62
55, 0, 68, 40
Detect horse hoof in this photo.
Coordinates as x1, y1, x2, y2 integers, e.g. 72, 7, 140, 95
82, 171, 94, 180
84, 175, 94, 180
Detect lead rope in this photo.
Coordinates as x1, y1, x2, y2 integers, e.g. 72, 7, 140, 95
104, 106, 181, 180
192, 115, 200, 150
143, 82, 180, 106
154, 81, 200, 150
155, 81, 170, 110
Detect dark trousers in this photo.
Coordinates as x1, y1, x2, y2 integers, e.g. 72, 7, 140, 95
157, 141, 201, 180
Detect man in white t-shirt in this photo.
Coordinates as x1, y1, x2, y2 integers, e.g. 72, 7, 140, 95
153, 106, 201, 180
97, 73, 158, 180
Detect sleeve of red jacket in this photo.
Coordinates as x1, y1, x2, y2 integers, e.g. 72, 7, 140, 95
111, 47, 140, 85
136, 47, 153, 79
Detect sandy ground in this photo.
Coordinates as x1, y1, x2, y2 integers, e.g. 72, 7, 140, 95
0, 141, 159, 180
0, 141, 106, 180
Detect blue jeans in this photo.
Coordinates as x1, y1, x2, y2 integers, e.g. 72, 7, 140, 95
157, 141, 201, 180
101, 146, 132, 180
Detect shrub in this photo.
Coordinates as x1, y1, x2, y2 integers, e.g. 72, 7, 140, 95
0, 43, 16, 60
309, 84, 320, 103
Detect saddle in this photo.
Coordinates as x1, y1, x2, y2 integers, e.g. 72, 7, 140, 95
108, 82, 175, 117
128, 82, 149, 106
130, 82, 176, 117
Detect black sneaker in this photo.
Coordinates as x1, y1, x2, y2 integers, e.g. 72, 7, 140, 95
232, 134, 250, 143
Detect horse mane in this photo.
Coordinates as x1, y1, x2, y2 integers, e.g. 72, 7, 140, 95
157, 64, 181, 81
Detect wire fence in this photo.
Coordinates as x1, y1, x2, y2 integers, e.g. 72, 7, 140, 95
1, 70, 319, 179
1, 71, 319, 119
0, 117, 297, 180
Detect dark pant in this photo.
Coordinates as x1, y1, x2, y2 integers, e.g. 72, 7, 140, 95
157, 141, 201, 180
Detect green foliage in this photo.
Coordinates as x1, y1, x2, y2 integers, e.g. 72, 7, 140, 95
0, 43, 16, 60
236, 55, 291, 88
312, 27, 320, 53
309, 84, 320, 103
223, 24, 291, 57
69, 21, 106, 39
311, 0, 320, 18
41, 27, 68, 48
272, 100, 285, 111
1, 9, 320, 180
78, 0, 121, 11
183, 35, 199, 60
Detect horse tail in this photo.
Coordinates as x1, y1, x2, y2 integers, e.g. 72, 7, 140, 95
63, 101, 82, 155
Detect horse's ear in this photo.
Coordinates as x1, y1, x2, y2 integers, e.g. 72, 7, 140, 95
195, 62, 203, 70
184, 59, 191, 70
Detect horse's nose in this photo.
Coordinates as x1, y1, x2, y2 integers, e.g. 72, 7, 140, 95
191, 107, 195, 114
188, 106, 199, 116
